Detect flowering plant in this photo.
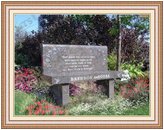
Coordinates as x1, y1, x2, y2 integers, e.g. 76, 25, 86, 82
15, 68, 38, 93
26, 100, 65, 115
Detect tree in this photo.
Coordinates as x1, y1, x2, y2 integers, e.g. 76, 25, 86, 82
38, 15, 118, 53
15, 26, 28, 45
116, 15, 149, 70
15, 32, 42, 66
120, 15, 149, 64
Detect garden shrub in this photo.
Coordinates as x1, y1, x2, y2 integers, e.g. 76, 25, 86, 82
121, 63, 146, 78
25, 99, 65, 115
107, 52, 117, 70
15, 68, 38, 93
119, 77, 149, 100
15, 52, 29, 66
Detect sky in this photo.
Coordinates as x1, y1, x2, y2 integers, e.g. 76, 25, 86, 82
14, 14, 40, 33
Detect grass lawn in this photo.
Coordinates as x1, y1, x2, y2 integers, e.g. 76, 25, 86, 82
122, 103, 149, 115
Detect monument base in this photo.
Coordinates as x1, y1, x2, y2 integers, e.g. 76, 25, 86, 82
49, 84, 69, 106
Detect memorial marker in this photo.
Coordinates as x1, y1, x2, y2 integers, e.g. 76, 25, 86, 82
42, 44, 123, 105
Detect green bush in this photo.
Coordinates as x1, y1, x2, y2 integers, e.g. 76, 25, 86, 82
15, 50, 29, 67
107, 53, 117, 70
121, 63, 145, 78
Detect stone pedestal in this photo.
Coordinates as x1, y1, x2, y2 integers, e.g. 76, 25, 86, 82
96, 79, 115, 98
49, 84, 69, 106
96, 79, 114, 98
108, 79, 114, 98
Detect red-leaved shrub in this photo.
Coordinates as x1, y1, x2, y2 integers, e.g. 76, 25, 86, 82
120, 78, 149, 99
15, 68, 38, 93
26, 100, 65, 115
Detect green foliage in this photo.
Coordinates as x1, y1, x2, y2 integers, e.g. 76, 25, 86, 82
121, 15, 133, 26
108, 27, 119, 36
107, 53, 117, 70
121, 15, 149, 33
15, 43, 29, 66
15, 90, 36, 115
15, 33, 42, 67
121, 63, 145, 78
15, 53, 29, 66
71, 15, 94, 27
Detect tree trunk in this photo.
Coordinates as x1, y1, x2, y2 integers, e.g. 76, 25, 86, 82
116, 15, 122, 71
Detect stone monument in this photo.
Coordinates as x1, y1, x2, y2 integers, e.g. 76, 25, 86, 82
42, 44, 123, 105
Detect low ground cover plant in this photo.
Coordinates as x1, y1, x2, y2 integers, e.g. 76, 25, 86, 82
66, 93, 149, 115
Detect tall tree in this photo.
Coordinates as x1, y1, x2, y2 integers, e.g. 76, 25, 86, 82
116, 15, 122, 71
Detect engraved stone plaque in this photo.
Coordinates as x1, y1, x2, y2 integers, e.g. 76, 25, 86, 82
43, 44, 108, 78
